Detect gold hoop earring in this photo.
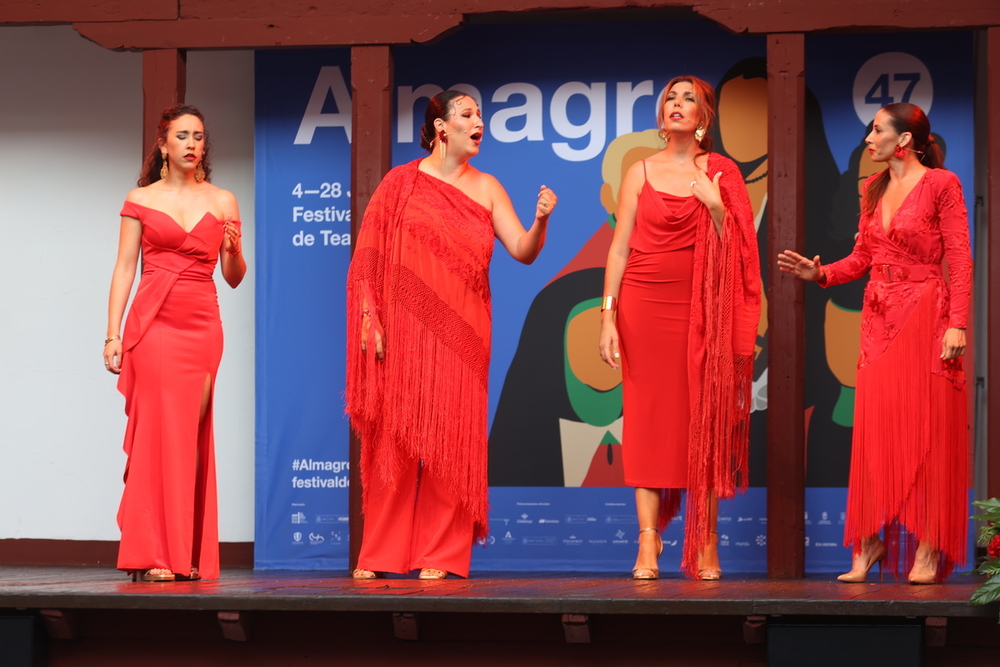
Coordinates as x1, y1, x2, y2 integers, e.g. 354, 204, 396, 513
694, 125, 706, 143
194, 163, 206, 182
159, 153, 168, 180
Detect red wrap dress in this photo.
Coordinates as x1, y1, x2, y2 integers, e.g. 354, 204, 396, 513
115, 201, 235, 581
821, 168, 972, 580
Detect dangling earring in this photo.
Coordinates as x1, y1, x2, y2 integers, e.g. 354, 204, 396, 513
159, 152, 168, 180
694, 125, 706, 143
658, 129, 669, 146
893, 144, 907, 159
438, 132, 447, 161
194, 162, 206, 182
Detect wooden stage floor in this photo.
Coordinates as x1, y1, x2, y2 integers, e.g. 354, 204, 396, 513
2, 566, 998, 666
0, 565, 993, 618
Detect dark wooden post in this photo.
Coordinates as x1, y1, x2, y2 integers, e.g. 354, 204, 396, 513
348, 45, 394, 569
141, 49, 186, 154
988, 27, 1000, 500
766, 33, 806, 578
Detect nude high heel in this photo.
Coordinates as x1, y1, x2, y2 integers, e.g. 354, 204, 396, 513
837, 536, 886, 583
632, 527, 662, 580
908, 543, 940, 585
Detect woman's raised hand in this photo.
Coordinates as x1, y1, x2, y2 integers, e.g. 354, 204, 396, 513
536, 185, 558, 219
777, 249, 824, 282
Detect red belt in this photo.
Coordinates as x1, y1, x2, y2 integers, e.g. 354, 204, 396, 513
870, 263, 941, 283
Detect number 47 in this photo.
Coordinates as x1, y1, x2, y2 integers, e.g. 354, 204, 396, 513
865, 72, 920, 106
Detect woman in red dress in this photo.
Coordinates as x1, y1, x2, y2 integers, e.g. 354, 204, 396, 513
103, 105, 246, 582
599, 77, 761, 580
778, 102, 971, 584
346, 91, 557, 580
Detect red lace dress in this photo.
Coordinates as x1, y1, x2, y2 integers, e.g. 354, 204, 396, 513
821, 168, 972, 580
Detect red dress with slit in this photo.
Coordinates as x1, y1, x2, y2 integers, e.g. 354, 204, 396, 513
115, 201, 234, 581
617, 156, 761, 577
821, 169, 971, 580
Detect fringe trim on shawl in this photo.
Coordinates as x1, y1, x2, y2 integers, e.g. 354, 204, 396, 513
844, 284, 967, 581
345, 165, 492, 541
674, 200, 758, 579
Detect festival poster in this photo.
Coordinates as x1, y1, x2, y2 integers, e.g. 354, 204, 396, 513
251, 23, 975, 574
255, 49, 353, 569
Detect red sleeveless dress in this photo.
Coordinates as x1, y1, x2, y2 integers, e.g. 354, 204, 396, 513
619, 175, 698, 488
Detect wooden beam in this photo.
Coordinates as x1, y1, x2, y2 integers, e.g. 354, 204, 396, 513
74, 15, 464, 50
988, 27, 1000, 500
698, 0, 1000, 34
10, 0, 1000, 33
766, 32, 806, 579
177, 0, 1000, 32
348, 45, 394, 569
142, 49, 186, 156
0, 0, 175, 24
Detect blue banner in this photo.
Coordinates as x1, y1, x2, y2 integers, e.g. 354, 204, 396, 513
251, 23, 976, 574
255, 49, 353, 569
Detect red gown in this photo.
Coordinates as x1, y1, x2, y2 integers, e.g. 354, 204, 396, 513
115, 201, 234, 580
346, 161, 495, 577
618, 155, 761, 577
821, 169, 971, 580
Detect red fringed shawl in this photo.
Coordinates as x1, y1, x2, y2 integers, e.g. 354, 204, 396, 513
345, 160, 495, 540
667, 154, 761, 579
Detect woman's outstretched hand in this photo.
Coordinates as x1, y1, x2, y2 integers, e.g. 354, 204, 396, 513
777, 249, 824, 282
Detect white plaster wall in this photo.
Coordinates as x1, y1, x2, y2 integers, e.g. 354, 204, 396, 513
0, 26, 256, 542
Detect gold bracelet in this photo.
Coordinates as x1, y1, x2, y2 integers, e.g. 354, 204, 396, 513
105, 335, 121, 345
600, 296, 617, 312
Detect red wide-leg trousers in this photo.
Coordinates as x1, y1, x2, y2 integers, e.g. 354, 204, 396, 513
357, 456, 475, 577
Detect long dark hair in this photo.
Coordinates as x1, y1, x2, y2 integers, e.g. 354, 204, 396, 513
861, 103, 943, 218
418, 90, 468, 152
138, 105, 212, 187
656, 75, 716, 153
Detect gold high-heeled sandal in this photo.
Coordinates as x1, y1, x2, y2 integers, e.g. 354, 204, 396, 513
697, 530, 722, 581
131, 568, 175, 583
837, 536, 886, 583
632, 527, 663, 580
352, 568, 383, 579
418, 568, 447, 580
